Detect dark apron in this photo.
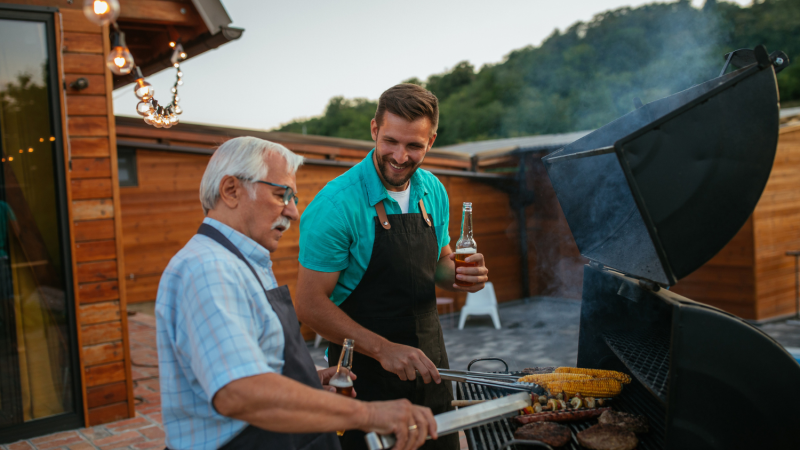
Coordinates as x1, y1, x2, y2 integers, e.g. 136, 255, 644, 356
328, 200, 458, 450
197, 224, 341, 450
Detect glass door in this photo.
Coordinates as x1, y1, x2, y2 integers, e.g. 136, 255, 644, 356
0, 6, 81, 441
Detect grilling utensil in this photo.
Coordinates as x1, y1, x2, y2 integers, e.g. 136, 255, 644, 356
364, 392, 531, 450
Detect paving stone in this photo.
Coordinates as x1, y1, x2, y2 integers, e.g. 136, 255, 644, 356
34, 435, 86, 450
105, 417, 151, 432
8, 441, 35, 450
30, 433, 80, 446
138, 428, 164, 441
94, 431, 145, 450
131, 439, 164, 450
79, 428, 111, 441
68, 442, 98, 450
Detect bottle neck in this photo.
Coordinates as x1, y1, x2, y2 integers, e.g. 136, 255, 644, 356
461, 208, 473, 240
337, 343, 354, 372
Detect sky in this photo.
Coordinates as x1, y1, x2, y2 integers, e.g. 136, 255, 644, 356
113, 0, 753, 131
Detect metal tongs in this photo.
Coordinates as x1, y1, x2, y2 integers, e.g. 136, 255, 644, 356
364, 392, 531, 450
437, 369, 544, 395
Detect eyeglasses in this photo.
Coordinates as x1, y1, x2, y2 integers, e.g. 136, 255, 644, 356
252, 180, 299, 205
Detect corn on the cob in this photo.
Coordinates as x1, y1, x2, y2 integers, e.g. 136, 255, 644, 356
518, 373, 591, 385
554, 367, 632, 384
548, 378, 623, 398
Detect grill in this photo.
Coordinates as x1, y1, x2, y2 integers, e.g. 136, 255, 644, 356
455, 367, 665, 450
457, 46, 800, 450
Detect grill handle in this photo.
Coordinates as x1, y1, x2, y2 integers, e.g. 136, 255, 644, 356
364, 392, 531, 450
467, 357, 509, 372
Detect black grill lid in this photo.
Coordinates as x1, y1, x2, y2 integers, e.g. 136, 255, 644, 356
543, 46, 784, 286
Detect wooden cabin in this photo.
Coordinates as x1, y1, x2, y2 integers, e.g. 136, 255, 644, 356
114, 117, 525, 339
437, 114, 800, 322
0, 0, 241, 441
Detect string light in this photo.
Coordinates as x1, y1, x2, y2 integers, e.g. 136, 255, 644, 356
106, 31, 134, 75
8, 157, 13, 161
85, 3, 189, 129
28, 148, 34, 153
39, 138, 44, 142
131, 42, 186, 128
83, 0, 119, 26
49, 137, 55, 141
18, 149, 22, 153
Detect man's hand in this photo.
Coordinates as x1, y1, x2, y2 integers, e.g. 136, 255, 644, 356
448, 252, 489, 293
317, 366, 357, 398
360, 399, 438, 450
378, 342, 441, 384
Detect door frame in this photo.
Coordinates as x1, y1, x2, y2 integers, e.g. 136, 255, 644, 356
0, 3, 84, 443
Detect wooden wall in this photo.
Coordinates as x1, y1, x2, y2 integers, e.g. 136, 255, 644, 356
59, 9, 135, 425
119, 147, 523, 337
752, 124, 800, 320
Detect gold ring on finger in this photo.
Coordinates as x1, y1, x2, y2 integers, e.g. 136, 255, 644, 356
409, 424, 418, 431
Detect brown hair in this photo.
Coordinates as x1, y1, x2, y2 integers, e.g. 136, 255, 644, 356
375, 84, 439, 135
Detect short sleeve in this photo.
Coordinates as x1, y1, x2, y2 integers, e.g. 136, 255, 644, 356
299, 194, 351, 272
175, 262, 274, 403
440, 189, 450, 249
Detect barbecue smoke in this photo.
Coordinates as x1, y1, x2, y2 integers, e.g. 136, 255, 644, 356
518, 2, 728, 298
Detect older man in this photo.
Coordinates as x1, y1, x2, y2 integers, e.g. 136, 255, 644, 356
156, 137, 437, 450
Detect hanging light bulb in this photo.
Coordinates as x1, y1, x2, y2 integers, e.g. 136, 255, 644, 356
132, 68, 154, 100
106, 32, 134, 75
83, 0, 120, 25
174, 105, 183, 115
136, 101, 154, 116
152, 114, 164, 128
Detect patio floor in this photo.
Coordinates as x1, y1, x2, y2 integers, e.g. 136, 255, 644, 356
4, 298, 800, 450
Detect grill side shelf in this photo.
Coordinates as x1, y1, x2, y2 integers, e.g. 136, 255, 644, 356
603, 330, 670, 403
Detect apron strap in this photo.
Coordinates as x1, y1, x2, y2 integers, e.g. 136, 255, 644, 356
418, 199, 432, 227
375, 201, 391, 229
197, 223, 270, 294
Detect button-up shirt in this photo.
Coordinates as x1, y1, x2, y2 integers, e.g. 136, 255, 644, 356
156, 218, 284, 450
299, 149, 451, 306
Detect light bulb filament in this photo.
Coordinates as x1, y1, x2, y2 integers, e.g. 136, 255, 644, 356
93, 0, 109, 14
114, 56, 126, 67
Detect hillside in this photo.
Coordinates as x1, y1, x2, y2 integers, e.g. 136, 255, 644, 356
278, 0, 800, 146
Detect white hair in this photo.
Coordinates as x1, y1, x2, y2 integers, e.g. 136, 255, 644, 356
199, 136, 303, 214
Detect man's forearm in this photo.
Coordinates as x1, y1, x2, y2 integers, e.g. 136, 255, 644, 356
296, 291, 389, 360
215, 373, 368, 433
434, 255, 456, 290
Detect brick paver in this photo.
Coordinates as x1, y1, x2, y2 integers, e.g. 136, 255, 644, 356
3, 315, 163, 450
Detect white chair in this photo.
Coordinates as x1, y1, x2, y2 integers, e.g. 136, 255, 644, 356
314, 333, 324, 348
458, 282, 501, 330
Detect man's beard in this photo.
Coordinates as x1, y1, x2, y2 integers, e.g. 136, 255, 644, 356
376, 151, 423, 188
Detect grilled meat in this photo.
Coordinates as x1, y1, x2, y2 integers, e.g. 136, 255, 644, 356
598, 410, 649, 433
514, 407, 610, 424
577, 424, 638, 450
514, 422, 571, 447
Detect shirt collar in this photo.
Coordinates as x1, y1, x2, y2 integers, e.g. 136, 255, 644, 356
362, 149, 429, 207
202, 217, 273, 269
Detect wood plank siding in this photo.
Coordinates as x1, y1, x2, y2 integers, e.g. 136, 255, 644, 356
116, 126, 522, 339
59, 8, 135, 426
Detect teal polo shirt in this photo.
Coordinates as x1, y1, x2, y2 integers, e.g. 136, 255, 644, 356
299, 149, 451, 306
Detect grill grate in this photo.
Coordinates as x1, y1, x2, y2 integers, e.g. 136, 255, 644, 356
603, 330, 670, 402
457, 378, 664, 450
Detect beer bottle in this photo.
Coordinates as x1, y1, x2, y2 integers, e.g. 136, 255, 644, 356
455, 202, 477, 287
330, 338, 354, 436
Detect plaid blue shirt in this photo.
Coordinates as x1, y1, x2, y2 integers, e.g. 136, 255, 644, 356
156, 217, 284, 450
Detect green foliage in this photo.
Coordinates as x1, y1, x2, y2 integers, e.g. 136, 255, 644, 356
278, 96, 377, 141
278, 0, 800, 144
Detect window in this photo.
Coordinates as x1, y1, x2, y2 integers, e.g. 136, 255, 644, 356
0, 5, 81, 441
117, 147, 138, 187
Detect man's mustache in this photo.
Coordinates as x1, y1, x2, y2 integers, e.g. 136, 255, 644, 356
271, 216, 291, 231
